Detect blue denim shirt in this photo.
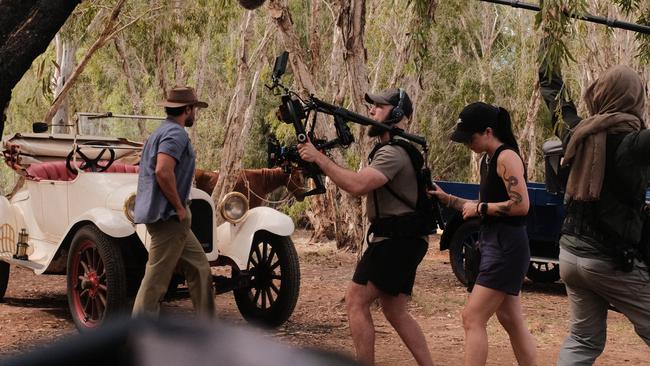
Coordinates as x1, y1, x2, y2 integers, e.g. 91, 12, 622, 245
134, 119, 195, 224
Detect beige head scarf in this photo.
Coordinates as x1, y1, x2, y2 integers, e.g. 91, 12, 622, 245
563, 65, 646, 201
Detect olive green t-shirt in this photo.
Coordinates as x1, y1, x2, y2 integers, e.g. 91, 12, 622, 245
367, 141, 418, 222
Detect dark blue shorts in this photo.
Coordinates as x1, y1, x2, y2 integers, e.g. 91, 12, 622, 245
352, 237, 428, 296
475, 223, 530, 296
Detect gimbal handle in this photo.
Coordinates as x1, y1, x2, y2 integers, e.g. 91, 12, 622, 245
310, 97, 427, 148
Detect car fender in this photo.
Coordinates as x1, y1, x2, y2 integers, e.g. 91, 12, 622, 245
66, 207, 135, 239
216, 206, 294, 270
13, 208, 135, 275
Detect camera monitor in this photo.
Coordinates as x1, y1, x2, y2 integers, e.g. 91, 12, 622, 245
272, 51, 289, 80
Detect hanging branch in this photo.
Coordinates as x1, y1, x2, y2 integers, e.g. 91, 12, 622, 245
113, 35, 145, 135
0, 0, 81, 138
43, 1, 161, 123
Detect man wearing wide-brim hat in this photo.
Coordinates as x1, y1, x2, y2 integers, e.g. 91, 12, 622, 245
132, 86, 214, 318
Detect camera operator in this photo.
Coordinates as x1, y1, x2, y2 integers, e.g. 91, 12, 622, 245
297, 88, 433, 366
540, 60, 650, 363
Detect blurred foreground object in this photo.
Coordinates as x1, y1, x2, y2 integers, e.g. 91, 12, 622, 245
238, 0, 266, 10
1, 317, 358, 366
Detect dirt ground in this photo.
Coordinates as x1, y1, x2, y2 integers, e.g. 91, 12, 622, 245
1, 230, 648, 365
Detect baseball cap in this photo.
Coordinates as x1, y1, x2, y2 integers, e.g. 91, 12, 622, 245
449, 102, 500, 143
364, 87, 413, 118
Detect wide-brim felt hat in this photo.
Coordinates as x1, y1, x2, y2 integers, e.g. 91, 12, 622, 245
157, 86, 208, 108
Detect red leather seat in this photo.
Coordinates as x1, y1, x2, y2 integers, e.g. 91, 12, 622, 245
27, 161, 78, 181
26, 161, 139, 181
104, 162, 139, 174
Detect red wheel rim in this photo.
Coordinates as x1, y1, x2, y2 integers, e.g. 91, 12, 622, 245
70, 240, 107, 328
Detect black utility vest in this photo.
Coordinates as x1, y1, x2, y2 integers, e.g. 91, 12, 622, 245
563, 133, 650, 253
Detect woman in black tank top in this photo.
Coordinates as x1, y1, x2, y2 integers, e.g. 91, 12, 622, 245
431, 102, 536, 366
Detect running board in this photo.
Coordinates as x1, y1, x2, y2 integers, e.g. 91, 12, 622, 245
213, 272, 252, 295
530, 256, 560, 265
0, 255, 46, 271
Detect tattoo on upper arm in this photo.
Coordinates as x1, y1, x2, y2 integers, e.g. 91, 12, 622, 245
495, 170, 523, 216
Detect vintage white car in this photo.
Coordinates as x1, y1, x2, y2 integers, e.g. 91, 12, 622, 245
0, 113, 300, 331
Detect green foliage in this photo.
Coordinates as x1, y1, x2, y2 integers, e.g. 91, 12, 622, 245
278, 199, 310, 227
535, 0, 588, 78
408, 0, 436, 74
2, 0, 648, 197
612, 0, 639, 14
635, 9, 650, 64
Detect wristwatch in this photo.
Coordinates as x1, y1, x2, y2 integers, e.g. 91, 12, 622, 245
479, 202, 488, 217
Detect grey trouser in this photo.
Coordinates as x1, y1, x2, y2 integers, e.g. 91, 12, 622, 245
132, 208, 215, 318
557, 237, 650, 366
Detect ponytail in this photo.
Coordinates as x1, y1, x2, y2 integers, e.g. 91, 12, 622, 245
493, 107, 519, 153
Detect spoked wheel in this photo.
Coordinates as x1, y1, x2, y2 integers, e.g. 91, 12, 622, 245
234, 231, 300, 328
449, 219, 481, 286
67, 225, 127, 330
0, 261, 9, 302
527, 261, 560, 283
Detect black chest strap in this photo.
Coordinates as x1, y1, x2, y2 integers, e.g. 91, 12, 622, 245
368, 139, 422, 218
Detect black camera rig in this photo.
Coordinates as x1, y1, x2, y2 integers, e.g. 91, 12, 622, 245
266, 51, 429, 199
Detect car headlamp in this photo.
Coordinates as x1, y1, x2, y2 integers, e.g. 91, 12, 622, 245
123, 193, 136, 223
219, 192, 249, 224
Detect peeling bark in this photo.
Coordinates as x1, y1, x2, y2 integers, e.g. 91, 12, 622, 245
519, 83, 541, 180
268, 0, 337, 242
114, 35, 145, 135
331, 0, 370, 250
52, 35, 76, 134
211, 13, 272, 221
192, 38, 211, 142
44, 0, 130, 123
308, 0, 322, 77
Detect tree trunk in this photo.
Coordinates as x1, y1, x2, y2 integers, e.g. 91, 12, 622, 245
154, 25, 168, 98
268, 0, 337, 242
211, 13, 272, 218
519, 82, 541, 180
173, 0, 186, 86
268, 0, 316, 96
326, 18, 347, 105
114, 35, 145, 135
192, 38, 211, 142
308, 0, 321, 77
0, 0, 81, 137
44, 0, 129, 123
331, 0, 369, 251
52, 35, 76, 134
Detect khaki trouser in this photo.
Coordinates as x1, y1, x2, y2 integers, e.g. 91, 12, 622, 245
557, 238, 650, 366
132, 207, 215, 318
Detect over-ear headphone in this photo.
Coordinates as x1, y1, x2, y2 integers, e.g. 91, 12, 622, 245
389, 88, 405, 122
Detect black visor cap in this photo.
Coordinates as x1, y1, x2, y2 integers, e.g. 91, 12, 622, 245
449, 102, 499, 143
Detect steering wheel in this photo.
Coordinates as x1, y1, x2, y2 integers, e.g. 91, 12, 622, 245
66, 141, 116, 173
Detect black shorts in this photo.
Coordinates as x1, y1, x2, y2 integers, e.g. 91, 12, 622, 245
475, 223, 530, 296
352, 237, 428, 296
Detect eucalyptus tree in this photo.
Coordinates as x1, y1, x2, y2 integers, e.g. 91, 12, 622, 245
2, 0, 648, 249
0, 0, 81, 138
